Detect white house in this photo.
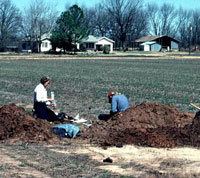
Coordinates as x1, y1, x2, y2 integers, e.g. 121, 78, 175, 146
40, 34, 115, 53
81, 35, 115, 53
41, 33, 53, 52
40, 33, 52, 52
41, 33, 65, 52
41, 39, 52, 52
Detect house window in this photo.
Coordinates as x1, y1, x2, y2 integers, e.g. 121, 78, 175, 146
89, 43, 94, 48
42, 42, 48, 48
86, 43, 94, 49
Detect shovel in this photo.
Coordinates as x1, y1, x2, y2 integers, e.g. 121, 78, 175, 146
190, 103, 200, 110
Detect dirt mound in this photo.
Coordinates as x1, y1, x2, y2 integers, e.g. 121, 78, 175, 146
0, 103, 59, 143
80, 102, 194, 147
187, 111, 200, 147
1, 102, 200, 148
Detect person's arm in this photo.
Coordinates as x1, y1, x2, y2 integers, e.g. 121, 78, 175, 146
110, 96, 117, 115
47, 98, 54, 102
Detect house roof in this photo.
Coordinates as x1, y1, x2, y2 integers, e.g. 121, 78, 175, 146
135, 35, 162, 43
83, 35, 100, 42
41, 33, 51, 41
40, 34, 115, 43
135, 35, 180, 43
82, 35, 114, 43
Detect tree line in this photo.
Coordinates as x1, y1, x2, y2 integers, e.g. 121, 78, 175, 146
0, 0, 199, 52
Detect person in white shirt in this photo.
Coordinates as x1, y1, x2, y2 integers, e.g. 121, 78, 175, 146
33, 76, 59, 121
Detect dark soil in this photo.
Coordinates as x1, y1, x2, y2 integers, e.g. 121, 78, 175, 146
0, 103, 59, 144
1, 102, 200, 148
80, 102, 196, 148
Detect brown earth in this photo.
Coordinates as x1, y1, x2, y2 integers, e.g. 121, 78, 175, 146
0, 103, 59, 144
1, 102, 200, 148
80, 102, 196, 148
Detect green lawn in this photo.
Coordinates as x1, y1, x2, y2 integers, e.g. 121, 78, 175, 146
0, 58, 199, 118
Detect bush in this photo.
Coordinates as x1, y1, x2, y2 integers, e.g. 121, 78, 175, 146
100, 45, 110, 54
80, 44, 87, 52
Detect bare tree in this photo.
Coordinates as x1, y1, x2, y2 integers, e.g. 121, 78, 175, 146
83, 7, 96, 35
83, 5, 112, 37
160, 3, 177, 36
104, 0, 143, 49
22, 0, 58, 52
191, 10, 200, 47
176, 8, 191, 48
92, 4, 111, 36
130, 8, 148, 46
147, 3, 178, 37
0, 0, 22, 51
146, 3, 161, 35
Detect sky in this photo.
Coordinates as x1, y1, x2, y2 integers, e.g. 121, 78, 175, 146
12, 0, 102, 12
148, 0, 200, 9
12, 0, 200, 12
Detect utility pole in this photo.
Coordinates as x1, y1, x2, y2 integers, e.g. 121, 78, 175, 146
189, 24, 192, 55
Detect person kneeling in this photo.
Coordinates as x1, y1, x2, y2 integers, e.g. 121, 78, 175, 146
98, 91, 130, 121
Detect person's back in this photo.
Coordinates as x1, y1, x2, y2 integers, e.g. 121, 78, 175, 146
111, 94, 130, 113
98, 91, 130, 121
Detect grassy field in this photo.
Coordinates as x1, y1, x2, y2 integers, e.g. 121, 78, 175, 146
1, 57, 200, 177
0, 58, 199, 118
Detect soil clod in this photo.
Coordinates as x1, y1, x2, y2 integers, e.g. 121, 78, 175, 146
103, 157, 113, 163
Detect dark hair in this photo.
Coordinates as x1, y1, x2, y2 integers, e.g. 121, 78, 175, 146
40, 76, 50, 85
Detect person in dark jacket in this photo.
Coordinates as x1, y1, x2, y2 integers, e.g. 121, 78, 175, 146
98, 91, 130, 120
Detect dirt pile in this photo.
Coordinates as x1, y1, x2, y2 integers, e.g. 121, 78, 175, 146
187, 111, 200, 147
1, 102, 200, 148
0, 103, 59, 143
80, 102, 194, 147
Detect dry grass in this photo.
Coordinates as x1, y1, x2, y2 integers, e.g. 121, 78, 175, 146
1, 142, 200, 177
